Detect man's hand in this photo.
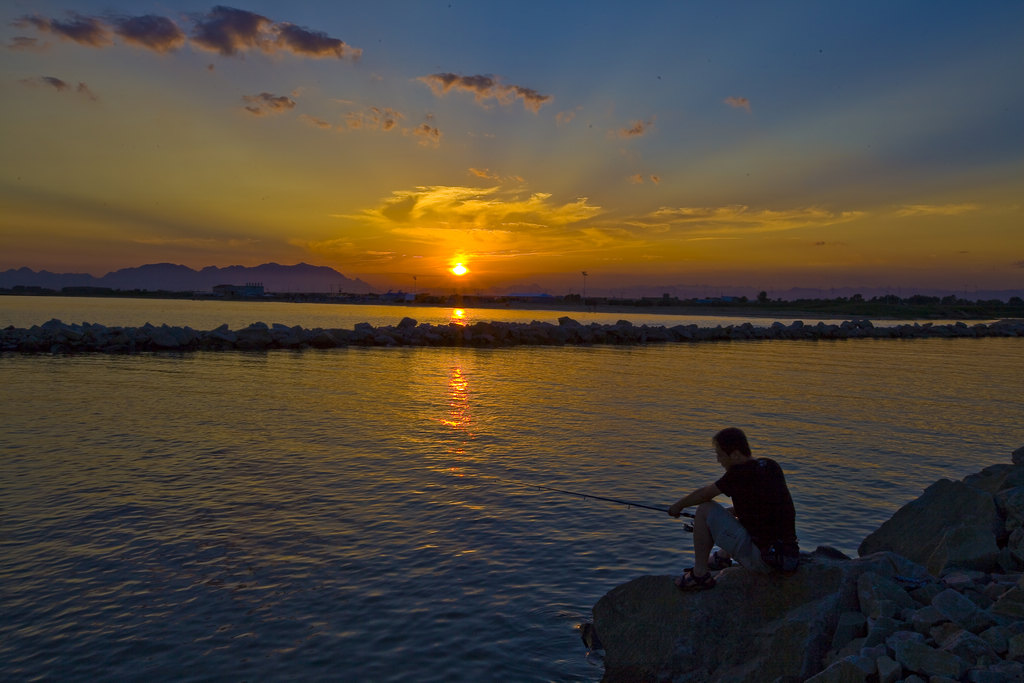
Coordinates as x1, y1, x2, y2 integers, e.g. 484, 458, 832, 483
668, 502, 684, 518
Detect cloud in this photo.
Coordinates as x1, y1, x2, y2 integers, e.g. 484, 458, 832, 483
895, 203, 979, 217
358, 186, 601, 234
19, 76, 98, 100
411, 121, 442, 147
15, 7, 360, 59
1013, 261, 1024, 269
300, 114, 333, 129
112, 14, 186, 53
15, 12, 111, 47
190, 6, 270, 55
616, 117, 655, 138
637, 205, 863, 236
274, 23, 362, 60
418, 73, 553, 112
556, 108, 581, 125
628, 174, 660, 184
724, 96, 751, 112
7, 36, 45, 51
345, 106, 403, 131
469, 168, 524, 184
242, 92, 296, 116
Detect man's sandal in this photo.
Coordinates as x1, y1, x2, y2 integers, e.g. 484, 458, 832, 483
675, 568, 716, 591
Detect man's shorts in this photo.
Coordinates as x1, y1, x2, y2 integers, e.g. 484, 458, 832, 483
704, 502, 771, 573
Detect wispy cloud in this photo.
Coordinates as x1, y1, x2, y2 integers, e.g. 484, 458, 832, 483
469, 168, 524, 184
628, 174, 660, 184
242, 92, 296, 116
615, 117, 655, 138
637, 205, 863, 236
556, 107, 581, 125
418, 73, 552, 112
345, 106, 403, 131
19, 76, 98, 101
724, 96, 751, 112
300, 114, 333, 129
895, 203, 979, 217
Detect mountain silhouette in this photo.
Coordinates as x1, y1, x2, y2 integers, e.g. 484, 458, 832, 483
1, 263, 372, 293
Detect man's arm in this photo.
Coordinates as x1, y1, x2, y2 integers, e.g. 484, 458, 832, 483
667, 483, 721, 517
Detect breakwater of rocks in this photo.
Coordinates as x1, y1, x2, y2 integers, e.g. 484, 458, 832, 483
2, 317, 1023, 354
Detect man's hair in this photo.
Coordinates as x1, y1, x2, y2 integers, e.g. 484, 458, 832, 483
713, 427, 751, 457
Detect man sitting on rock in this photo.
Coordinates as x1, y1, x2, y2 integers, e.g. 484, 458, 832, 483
668, 427, 799, 590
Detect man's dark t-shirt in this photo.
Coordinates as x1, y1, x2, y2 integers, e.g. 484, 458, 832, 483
715, 457, 797, 549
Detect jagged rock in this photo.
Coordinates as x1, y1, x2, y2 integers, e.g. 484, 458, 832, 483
858, 479, 1001, 566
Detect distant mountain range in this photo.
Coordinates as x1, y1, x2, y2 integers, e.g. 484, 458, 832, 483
0, 263, 373, 294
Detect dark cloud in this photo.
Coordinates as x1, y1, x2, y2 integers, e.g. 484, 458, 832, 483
15, 12, 111, 47
274, 23, 361, 60
19, 75, 98, 101
1013, 261, 1024, 269
242, 92, 296, 116
112, 15, 186, 53
14, 6, 362, 60
191, 6, 271, 56
191, 6, 361, 60
418, 73, 552, 112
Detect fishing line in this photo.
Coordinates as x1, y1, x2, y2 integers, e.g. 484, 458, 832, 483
500, 479, 695, 530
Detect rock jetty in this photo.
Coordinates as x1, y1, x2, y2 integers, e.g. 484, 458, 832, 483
588, 446, 1024, 682
2, 317, 1022, 354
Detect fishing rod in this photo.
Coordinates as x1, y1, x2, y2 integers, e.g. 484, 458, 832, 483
504, 480, 695, 530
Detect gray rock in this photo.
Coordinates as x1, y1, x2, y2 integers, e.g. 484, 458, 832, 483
941, 629, 1002, 666
891, 637, 969, 679
926, 523, 1001, 575
859, 479, 1001, 569
933, 588, 998, 633
858, 571, 917, 617
876, 654, 901, 683
804, 655, 874, 682
832, 611, 867, 651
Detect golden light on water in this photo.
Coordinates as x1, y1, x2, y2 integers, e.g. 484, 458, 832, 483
451, 308, 466, 323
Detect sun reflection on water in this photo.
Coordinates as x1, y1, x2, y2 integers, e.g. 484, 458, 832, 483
439, 365, 474, 468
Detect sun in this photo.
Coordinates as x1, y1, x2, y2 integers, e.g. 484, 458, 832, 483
451, 263, 468, 276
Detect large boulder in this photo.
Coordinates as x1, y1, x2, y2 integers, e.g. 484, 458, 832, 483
858, 478, 1002, 568
591, 549, 925, 683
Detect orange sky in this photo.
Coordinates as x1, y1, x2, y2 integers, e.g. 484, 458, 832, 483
2, 2, 1022, 295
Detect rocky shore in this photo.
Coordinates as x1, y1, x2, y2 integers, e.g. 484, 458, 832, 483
587, 447, 1024, 682
2, 317, 1023, 354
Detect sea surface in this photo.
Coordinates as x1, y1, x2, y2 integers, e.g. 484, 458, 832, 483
2, 297, 1023, 681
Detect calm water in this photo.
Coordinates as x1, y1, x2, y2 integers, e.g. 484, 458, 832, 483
2, 298, 1022, 681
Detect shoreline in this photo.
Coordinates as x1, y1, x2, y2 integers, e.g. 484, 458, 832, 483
3, 291, 1021, 322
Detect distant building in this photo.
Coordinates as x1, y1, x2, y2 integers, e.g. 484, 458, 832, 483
212, 282, 265, 298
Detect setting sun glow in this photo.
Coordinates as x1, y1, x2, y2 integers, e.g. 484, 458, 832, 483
451, 263, 468, 276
